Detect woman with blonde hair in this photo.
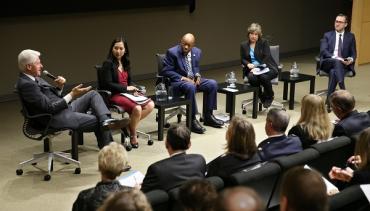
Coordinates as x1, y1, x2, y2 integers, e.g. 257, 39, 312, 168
73, 142, 131, 211
288, 94, 333, 148
329, 127, 370, 189
206, 116, 261, 179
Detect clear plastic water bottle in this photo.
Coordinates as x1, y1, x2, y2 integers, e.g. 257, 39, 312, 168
290, 62, 299, 77
155, 83, 167, 101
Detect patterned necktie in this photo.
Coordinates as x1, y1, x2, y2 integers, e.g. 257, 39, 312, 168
184, 54, 194, 79
338, 34, 343, 58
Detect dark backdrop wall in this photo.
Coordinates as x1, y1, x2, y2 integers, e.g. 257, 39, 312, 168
0, 0, 347, 99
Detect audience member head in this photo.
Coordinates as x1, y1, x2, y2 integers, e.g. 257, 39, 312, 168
98, 142, 129, 180
330, 90, 355, 119
216, 186, 263, 211
247, 23, 262, 43
180, 33, 195, 55
165, 124, 191, 155
354, 127, 370, 170
265, 108, 290, 136
298, 94, 332, 141
98, 189, 152, 211
226, 116, 257, 159
106, 36, 131, 71
335, 13, 348, 33
178, 179, 218, 211
280, 166, 328, 211
18, 49, 43, 77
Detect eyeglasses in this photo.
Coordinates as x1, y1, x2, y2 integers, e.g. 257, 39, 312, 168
335, 20, 346, 24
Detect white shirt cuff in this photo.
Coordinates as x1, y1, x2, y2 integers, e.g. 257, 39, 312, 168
63, 94, 72, 104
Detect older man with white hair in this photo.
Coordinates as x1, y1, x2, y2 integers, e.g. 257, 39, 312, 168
16, 49, 129, 149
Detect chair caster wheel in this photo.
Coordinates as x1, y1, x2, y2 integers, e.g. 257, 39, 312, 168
242, 110, 247, 115
177, 114, 182, 123
16, 169, 23, 176
155, 114, 159, 122
164, 123, 171, 128
74, 168, 81, 174
199, 117, 204, 122
44, 174, 51, 181
125, 145, 132, 151
32, 163, 37, 166
148, 140, 154, 145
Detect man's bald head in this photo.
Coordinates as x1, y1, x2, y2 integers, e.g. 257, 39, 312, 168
180, 33, 196, 55
216, 187, 264, 211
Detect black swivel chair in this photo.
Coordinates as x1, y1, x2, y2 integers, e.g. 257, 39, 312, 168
95, 65, 153, 151
16, 93, 81, 181
241, 45, 284, 114
329, 185, 369, 211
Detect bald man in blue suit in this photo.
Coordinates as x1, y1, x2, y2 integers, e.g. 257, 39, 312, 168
320, 13, 357, 108
161, 33, 223, 134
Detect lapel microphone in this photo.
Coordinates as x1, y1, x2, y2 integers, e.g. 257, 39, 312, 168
42, 70, 57, 80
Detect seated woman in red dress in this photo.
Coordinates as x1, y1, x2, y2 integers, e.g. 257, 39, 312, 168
101, 37, 154, 148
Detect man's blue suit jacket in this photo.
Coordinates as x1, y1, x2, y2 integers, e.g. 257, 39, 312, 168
320, 30, 357, 74
161, 45, 201, 82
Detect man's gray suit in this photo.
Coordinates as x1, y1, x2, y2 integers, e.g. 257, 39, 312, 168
17, 73, 112, 148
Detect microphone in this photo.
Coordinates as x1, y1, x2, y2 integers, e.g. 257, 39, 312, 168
194, 73, 201, 82
43, 70, 57, 80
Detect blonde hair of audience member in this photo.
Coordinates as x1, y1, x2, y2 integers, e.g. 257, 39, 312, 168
98, 189, 152, 211
216, 186, 264, 211
280, 166, 328, 211
297, 94, 332, 141
99, 142, 129, 180
225, 116, 257, 159
247, 23, 262, 38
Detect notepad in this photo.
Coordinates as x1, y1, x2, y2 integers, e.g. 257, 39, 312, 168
120, 93, 150, 105
118, 170, 145, 187
304, 165, 339, 195
223, 88, 238, 92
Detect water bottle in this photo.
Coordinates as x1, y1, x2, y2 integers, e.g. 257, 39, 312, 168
155, 83, 167, 101
226, 71, 237, 88
290, 62, 299, 77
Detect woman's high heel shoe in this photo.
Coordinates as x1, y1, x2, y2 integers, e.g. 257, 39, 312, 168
130, 136, 139, 149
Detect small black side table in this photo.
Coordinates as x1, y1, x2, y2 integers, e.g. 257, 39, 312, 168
279, 72, 316, 110
149, 96, 192, 141
217, 83, 259, 119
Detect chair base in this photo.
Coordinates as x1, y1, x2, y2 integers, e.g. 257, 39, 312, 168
16, 138, 80, 181
241, 99, 284, 114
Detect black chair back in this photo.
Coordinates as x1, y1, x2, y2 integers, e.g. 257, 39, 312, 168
228, 162, 281, 209
145, 189, 170, 211
329, 185, 369, 211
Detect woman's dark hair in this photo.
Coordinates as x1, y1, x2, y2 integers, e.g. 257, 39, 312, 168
106, 36, 131, 71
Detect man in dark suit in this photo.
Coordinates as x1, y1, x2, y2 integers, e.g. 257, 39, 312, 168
330, 90, 370, 137
320, 13, 357, 104
257, 108, 302, 161
141, 125, 206, 193
161, 33, 224, 134
16, 49, 129, 149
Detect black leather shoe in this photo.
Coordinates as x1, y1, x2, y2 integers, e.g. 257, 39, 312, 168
263, 97, 274, 108
102, 118, 130, 131
204, 114, 224, 128
191, 119, 206, 134
130, 138, 139, 149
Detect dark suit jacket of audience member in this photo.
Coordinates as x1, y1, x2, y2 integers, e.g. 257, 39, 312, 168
257, 134, 303, 161
332, 110, 370, 137
72, 180, 130, 211
288, 125, 318, 149
206, 153, 261, 179
240, 38, 279, 76
101, 59, 133, 95
141, 152, 206, 193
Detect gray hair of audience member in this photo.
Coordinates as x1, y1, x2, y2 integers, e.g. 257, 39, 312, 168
266, 108, 290, 133
354, 127, 370, 170
166, 124, 191, 151
226, 116, 257, 159
178, 179, 218, 211
247, 23, 262, 37
18, 49, 41, 71
280, 166, 328, 211
98, 142, 129, 180
216, 186, 264, 211
330, 90, 355, 113
98, 189, 152, 211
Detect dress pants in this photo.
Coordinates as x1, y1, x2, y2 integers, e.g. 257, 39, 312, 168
171, 78, 218, 118
247, 70, 278, 100
321, 58, 347, 98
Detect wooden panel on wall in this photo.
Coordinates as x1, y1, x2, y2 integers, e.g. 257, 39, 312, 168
359, 22, 370, 64
362, 0, 370, 21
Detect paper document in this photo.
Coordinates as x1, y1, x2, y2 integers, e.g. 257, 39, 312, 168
118, 170, 145, 187
121, 93, 148, 102
304, 165, 339, 194
223, 88, 238, 92
360, 184, 370, 203
251, 67, 270, 75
